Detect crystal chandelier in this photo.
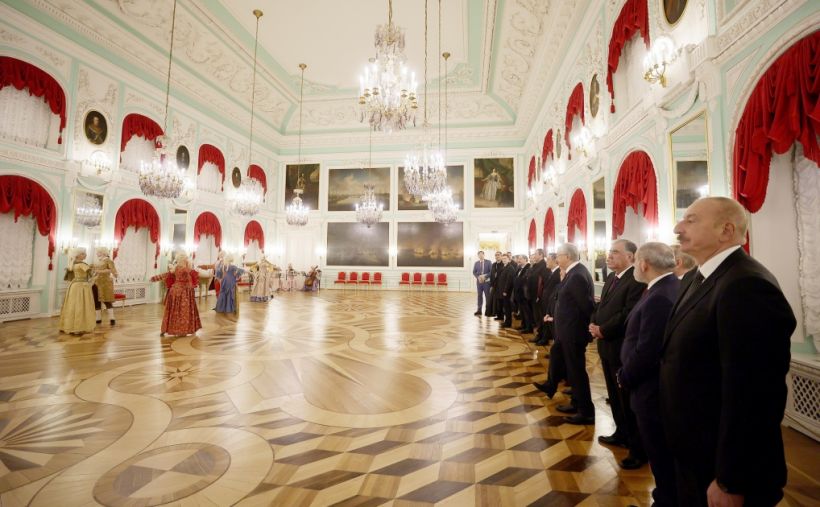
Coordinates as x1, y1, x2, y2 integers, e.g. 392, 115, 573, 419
428, 188, 458, 225
76, 195, 102, 228
286, 63, 310, 226
140, 0, 186, 199
358, 0, 418, 132
228, 9, 265, 217
355, 183, 384, 228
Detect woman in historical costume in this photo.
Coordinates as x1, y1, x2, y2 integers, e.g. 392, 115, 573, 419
59, 248, 96, 335
215, 255, 245, 314
92, 247, 118, 325
213, 251, 225, 297
249, 256, 276, 302
481, 168, 502, 201
150, 253, 201, 337
283, 263, 297, 291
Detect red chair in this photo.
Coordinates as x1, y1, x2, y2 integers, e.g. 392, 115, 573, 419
114, 292, 127, 309
399, 272, 411, 288
334, 272, 347, 285
347, 272, 359, 285
412, 273, 423, 287
372, 272, 383, 286
437, 273, 448, 288
424, 273, 436, 287
360, 272, 371, 287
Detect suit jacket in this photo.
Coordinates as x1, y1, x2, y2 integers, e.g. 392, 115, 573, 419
554, 263, 595, 345
473, 259, 492, 282
497, 262, 517, 298
513, 263, 531, 302
489, 260, 503, 288
618, 274, 679, 409
528, 260, 548, 303
659, 249, 795, 501
591, 266, 646, 359
539, 268, 562, 340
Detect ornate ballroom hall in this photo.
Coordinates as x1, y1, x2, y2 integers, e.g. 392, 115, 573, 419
0, 0, 818, 505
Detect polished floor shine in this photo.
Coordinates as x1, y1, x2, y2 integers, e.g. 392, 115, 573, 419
0, 290, 817, 506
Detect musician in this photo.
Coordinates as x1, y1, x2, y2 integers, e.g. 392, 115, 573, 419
304, 265, 321, 291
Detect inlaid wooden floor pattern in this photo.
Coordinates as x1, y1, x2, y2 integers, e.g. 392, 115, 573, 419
0, 290, 816, 506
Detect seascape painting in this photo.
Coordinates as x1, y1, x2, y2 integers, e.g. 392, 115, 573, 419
326, 222, 389, 266
397, 222, 464, 267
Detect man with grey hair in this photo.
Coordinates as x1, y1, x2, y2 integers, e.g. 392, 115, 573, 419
670, 243, 696, 280
618, 242, 680, 506
661, 197, 796, 505
551, 243, 595, 424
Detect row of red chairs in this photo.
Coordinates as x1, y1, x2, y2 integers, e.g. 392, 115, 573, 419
333, 272, 383, 285
399, 272, 448, 287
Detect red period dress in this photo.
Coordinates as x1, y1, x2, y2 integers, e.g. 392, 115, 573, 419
152, 266, 202, 336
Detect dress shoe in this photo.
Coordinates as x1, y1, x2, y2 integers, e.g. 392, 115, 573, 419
556, 404, 577, 414
533, 382, 556, 399
598, 434, 629, 448
564, 414, 595, 425
619, 456, 646, 470
474, 311, 482, 316
561, 387, 573, 395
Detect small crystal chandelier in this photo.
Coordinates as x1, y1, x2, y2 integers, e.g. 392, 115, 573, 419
286, 63, 310, 226
358, 0, 418, 132
76, 195, 102, 228
356, 130, 383, 228
139, 0, 186, 199
228, 9, 265, 217
428, 49, 458, 224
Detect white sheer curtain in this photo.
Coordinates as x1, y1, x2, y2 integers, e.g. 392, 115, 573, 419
0, 212, 35, 290
246, 240, 261, 263
196, 235, 218, 265
120, 136, 156, 173
197, 162, 222, 193
612, 37, 648, 115
117, 226, 151, 282
794, 149, 820, 339
0, 87, 53, 148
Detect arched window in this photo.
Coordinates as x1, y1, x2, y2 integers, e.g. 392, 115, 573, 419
564, 83, 585, 160
611, 150, 658, 241
119, 113, 163, 172
606, 0, 650, 113
113, 199, 160, 282
193, 211, 222, 264
0, 57, 67, 148
528, 219, 537, 252
198, 145, 225, 193
567, 189, 587, 246
244, 220, 264, 262
543, 208, 556, 251
248, 164, 267, 199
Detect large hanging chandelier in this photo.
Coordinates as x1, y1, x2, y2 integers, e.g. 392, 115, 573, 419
404, 0, 446, 201
228, 9, 265, 217
286, 63, 310, 226
358, 0, 418, 132
139, 0, 186, 199
356, 130, 384, 228
76, 194, 103, 228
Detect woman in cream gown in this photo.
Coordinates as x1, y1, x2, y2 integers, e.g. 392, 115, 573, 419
92, 247, 118, 325
59, 249, 96, 334
250, 257, 276, 302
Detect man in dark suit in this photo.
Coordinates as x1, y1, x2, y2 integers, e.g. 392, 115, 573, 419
552, 243, 595, 424
532, 252, 566, 397
618, 242, 680, 506
497, 254, 517, 328
528, 249, 549, 336
589, 239, 646, 467
660, 197, 796, 506
513, 254, 533, 333
473, 251, 493, 316
487, 251, 503, 318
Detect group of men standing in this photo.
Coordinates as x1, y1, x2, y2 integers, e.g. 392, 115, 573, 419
472, 197, 797, 506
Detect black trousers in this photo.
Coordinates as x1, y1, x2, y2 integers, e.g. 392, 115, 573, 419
561, 338, 594, 417
502, 296, 513, 326
486, 287, 497, 316
632, 394, 676, 506
532, 300, 544, 333
519, 297, 534, 329
599, 350, 627, 436
546, 338, 566, 386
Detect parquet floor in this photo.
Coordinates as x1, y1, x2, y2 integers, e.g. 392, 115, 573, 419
0, 290, 816, 506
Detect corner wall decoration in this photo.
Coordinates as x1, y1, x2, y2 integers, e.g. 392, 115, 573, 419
397, 222, 463, 267
83, 110, 107, 145
326, 222, 389, 266
474, 158, 514, 208
328, 167, 391, 212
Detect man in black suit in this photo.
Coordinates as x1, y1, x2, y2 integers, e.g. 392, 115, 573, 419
552, 243, 595, 424
660, 197, 796, 506
497, 254, 517, 328
589, 239, 646, 467
618, 242, 680, 506
487, 251, 503, 318
532, 252, 566, 397
528, 249, 549, 336
513, 254, 533, 333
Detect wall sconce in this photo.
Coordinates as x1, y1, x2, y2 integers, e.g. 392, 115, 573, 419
57, 234, 79, 254
94, 238, 118, 250
643, 36, 680, 87
571, 126, 594, 158
81, 150, 112, 177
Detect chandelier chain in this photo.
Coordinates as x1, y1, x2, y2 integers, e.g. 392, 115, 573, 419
423, 0, 428, 125
162, 0, 178, 135
298, 64, 305, 163
247, 10, 262, 168
437, 0, 442, 148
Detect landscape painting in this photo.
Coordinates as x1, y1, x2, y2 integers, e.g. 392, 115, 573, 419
326, 222, 389, 266
328, 167, 390, 211
397, 222, 464, 267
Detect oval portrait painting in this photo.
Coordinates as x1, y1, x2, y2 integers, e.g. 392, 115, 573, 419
589, 74, 600, 119
176, 145, 190, 171
84, 110, 108, 145
663, 0, 687, 25
232, 167, 242, 188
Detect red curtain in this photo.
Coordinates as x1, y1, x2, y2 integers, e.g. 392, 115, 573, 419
248, 164, 267, 195
198, 144, 225, 190
193, 211, 222, 248
244, 220, 264, 251
113, 198, 160, 267
543, 208, 556, 251
733, 31, 820, 213
528, 219, 537, 251
565, 83, 585, 159
528, 156, 536, 188
611, 151, 658, 239
120, 113, 163, 153
542, 129, 554, 167
606, 0, 650, 113
0, 175, 57, 269
0, 57, 67, 143
567, 188, 587, 243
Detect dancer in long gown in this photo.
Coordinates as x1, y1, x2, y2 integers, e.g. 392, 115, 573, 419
215, 255, 245, 314
92, 247, 118, 325
59, 248, 96, 334
250, 256, 276, 302
151, 253, 202, 337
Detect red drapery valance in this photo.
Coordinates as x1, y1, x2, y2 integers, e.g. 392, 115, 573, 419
542, 129, 554, 167
611, 150, 658, 239
733, 31, 820, 213
198, 144, 225, 190
244, 220, 264, 251
248, 164, 267, 195
113, 198, 160, 268
0, 57, 67, 144
0, 175, 57, 269
528, 156, 536, 188
528, 219, 537, 251
543, 208, 556, 251
120, 113, 163, 153
606, 0, 650, 113
565, 83, 585, 159
567, 188, 587, 243
193, 211, 222, 248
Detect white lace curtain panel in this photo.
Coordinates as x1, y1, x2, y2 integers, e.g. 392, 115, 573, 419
795, 149, 820, 338
196, 235, 217, 265
246, 240, 261, 263
0, 87, 53, 148
117, 226, 150, 283
120, 136, 156, 173
198, 162, 222, 194
0, 212, 35, 290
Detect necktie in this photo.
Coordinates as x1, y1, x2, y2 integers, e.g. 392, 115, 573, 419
605, 274, 619, 298
677, 270, 705, 311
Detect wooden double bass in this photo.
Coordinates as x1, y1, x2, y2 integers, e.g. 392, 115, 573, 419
304, 266, 318, 289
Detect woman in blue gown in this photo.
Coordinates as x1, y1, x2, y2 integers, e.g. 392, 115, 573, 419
215, 255, 245, 314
